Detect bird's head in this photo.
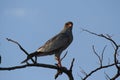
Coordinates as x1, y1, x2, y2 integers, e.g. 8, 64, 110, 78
61, 21, 73, 33
64, 21, 73, 32
65, 21, 73, 29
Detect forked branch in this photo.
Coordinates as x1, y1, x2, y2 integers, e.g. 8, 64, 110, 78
0, 38, 75, 80
82, 29, 120, 80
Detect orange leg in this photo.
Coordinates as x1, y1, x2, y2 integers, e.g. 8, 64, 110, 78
55, 57, 63, 74
58, 58, 62, 67
56, 57, 62, 67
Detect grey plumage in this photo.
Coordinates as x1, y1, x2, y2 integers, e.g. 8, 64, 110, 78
21, 21, 73, 66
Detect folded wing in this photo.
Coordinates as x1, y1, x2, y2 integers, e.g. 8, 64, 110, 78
37, 33, 70, 53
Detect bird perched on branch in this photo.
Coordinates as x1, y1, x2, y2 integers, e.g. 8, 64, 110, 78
21, 21, 73, 67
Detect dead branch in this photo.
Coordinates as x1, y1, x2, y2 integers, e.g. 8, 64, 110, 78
69, 58, 75, 71
92, 45, 107, 67
55, 58, 75, 80
61, 51, 68, 61
79, 67, 87, 76
82, 63, 120, 80
0, 60, 74, 80
92, 45, 103, 66
1, 29, 120, 80
0, 38, 75, 80
104, 72, 111, 80
82, 29, 120, 80
6, 38, 35, 63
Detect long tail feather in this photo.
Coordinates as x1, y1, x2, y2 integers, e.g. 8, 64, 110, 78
21, 51, 38, 63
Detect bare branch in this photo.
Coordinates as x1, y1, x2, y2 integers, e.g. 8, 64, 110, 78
55, 58, 75, 80
3, 38, 75, 80
81, 29, 118, 47
0, 63, 58, 70
6, 38, 28, 55
82, 63, 120, 80
69, 58, 75, 71
0, 62, 74, 80
61, 51, 68, 61
81, 28, 100, 36
92, 45, 102, 66
82, 29, 120, 80
79, 67, 87, 76
110, 70, 120, 80
101, 45, 107, 61
104, 72, 111, 80
2, 29, 120, 80
6, 38, 35, 63
55, 70, 62, 79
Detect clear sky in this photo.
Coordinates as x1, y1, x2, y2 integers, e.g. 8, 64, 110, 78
0, 0, 120, 80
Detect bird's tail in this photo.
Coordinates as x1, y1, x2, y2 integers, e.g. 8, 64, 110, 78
21, 51, 39, 64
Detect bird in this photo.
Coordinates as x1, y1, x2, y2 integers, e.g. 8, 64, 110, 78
21, 21, 73, 67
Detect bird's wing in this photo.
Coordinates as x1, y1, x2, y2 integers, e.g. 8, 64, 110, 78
37, 33, 70, 52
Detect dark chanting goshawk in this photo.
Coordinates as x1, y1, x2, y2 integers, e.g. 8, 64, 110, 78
21, 21, 73, 67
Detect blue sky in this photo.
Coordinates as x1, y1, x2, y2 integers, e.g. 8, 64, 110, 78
0, 0, 120, 80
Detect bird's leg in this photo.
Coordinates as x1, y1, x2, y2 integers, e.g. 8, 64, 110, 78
58, 57, 62, 67
55, 53, 62, 67
55, 55, 63, 75
55, 56, 63, 76
55, 57, 62, 67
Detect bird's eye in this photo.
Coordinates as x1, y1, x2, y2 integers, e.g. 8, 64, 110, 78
66, 23, 69, 25
65, 22, 73, 28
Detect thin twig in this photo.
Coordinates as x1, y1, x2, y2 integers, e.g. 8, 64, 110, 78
82, 63, 120, 80
92, 45, 102, 66
6, 38, 35, 63
79, 67, 87, 76
82, 29, 120, 80
101, 45, 107, 63
69, 58, 75, 71
61, 51, 68, 61
81, 29, 118, 47
104, 72, 111, 80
